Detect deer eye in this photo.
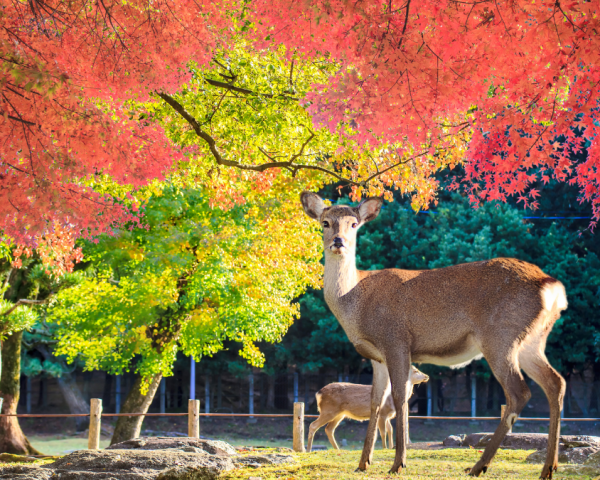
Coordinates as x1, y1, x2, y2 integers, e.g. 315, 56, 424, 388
352, 222, 358, 228
322, 221, 330, 228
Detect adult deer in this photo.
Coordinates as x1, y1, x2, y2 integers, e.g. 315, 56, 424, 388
307, 365, 429, 451
300, 192, 567, 479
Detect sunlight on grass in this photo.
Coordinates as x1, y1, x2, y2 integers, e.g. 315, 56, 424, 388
224, 448, 595, 480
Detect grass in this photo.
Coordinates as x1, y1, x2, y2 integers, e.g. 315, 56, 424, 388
224, 449, 598, 480
2, 439, 597, 479
28, 436, 111, 455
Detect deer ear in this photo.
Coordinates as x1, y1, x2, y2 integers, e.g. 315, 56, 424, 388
357, 197, 383, 223
300, 192, 325, 220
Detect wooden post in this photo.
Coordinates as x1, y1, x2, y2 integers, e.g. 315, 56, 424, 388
88, 398, 102, 449
501, 404, 512, 433
188, 399, 200, 438
293, 402, 305, 452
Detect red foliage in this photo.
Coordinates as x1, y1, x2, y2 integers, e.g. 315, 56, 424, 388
1, 0, 600, 245
0, 0, 232, 243
12, 222, 83, 276
250, 0, 600, 220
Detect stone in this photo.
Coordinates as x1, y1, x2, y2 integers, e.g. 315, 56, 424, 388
155, 465, 226, 480
0, 440, 293, 480
0, 465, 54, 480
461, 433, 600, 450
526, 446, 600, 465
234, 454, 295, 468
107, 437, 237, 456
560, 450, 600, 476
443, 435, 465, 447
560, 435, 600, 448
10, 449, 235, 480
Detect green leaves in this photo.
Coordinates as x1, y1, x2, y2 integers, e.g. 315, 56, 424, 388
49, 184, 322, 386
0, 299, 38, 339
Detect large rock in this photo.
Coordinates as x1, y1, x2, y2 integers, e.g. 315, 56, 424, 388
560, 450, 600, 476
107, 437, 237, 456
443, 435, 465, 447
462, 433, 600, 450
0, 449, 234, 480
526, 446, 600, 464
0, 465, 54, 480
0, 438, 295, 480
234, 454, 295, 468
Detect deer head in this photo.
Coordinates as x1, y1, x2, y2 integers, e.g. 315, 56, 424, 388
409, 366, 429, 385
300, 192, 383, 258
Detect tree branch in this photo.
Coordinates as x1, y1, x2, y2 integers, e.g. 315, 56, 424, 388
397, 0, 411, 49
204, 78, 299, 101
157, 92, 430, 188
1, 298, 49, 317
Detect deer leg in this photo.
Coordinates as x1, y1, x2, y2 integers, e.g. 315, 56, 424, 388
388, 355, 412, 473
469, 353, 531, 477
307, 414, 335, 452
387, 417, 394, 449
378, 416, 387, 448
404, 407, 410, 445
520, 340, 566, 479
324, 415, 344, 450
357, 360, 390, 471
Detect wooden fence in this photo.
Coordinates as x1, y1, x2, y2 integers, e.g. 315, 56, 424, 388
2, 399, 600, 454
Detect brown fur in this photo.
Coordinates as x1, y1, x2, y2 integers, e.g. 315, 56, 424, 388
307, 365, 428, 451
300, 192, 568, 479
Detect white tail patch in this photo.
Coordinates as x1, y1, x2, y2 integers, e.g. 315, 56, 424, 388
315, 392, 322, 413
541, 281, 568, 312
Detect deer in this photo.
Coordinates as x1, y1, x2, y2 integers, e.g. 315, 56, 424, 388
307, 364, 429, 452
300, 192, 568, 479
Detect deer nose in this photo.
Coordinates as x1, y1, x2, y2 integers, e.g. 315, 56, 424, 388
333, 237, 344, 247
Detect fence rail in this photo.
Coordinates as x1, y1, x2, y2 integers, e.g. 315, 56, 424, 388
4, 398, 599, 453
2, 413, 600, 420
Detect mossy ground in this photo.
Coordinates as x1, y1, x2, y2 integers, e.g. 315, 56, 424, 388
225, 449, 598, 480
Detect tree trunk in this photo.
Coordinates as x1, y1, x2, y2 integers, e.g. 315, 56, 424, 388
0, 331, 42, 455
57, 373, 91, 431
37, 346, 89, 431
110, 374, 162, 446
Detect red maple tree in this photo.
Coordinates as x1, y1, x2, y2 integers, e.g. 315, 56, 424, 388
0, 0, 232, 243
1, 0, 599, 244
251, 0, 600, 223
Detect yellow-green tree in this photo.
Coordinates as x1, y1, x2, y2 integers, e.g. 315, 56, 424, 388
49, 181, 322, 442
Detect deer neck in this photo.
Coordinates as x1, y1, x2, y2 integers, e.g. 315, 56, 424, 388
323, 250, 359, 313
